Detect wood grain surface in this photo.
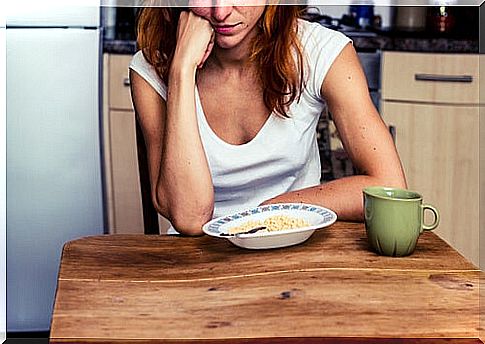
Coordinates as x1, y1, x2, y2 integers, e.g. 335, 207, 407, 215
57, 222, 477, 282
381, 52, 480, 105
51, 339, 484, 344
50, 222, 481, 343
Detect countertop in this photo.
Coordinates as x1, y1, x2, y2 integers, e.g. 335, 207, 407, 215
104, 30, 479, 55
350, 29, 478, 54
104, 39, 138, 55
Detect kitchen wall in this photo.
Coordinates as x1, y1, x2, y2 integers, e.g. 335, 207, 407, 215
306, 4, 395, 28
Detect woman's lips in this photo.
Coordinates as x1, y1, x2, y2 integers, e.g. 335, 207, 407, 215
213, 23, 239, 34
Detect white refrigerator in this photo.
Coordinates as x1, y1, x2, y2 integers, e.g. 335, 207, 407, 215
6, 2, 105, 332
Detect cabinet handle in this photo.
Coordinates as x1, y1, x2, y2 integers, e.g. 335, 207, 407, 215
123, 78, 131, 87
415, 73, 473, 83
389, 125, 396, 144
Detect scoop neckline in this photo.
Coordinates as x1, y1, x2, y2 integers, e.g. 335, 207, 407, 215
195, 86, 276, 150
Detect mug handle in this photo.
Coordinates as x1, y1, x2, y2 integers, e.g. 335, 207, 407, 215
421, 204, 440, 232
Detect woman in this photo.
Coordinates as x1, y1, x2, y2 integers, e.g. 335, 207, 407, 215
129, 3, 406, 235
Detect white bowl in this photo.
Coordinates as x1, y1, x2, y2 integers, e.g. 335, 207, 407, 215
202, 203, 337, 249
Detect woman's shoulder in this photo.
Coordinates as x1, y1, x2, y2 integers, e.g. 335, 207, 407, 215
129, 50, 167, 99
297, 19, 352, 53
130, 50, 147, 66
130, 50, 156, 77
296, 19, 353, 102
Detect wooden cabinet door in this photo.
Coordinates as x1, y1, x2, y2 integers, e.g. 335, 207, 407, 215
381, 101, 479, 266
109, 54, 135, 111
108, 110, 144, 234
381, 52, 480, 104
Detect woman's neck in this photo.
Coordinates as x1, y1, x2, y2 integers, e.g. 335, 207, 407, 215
211, 47, 249, 69
201, 54, 256, 82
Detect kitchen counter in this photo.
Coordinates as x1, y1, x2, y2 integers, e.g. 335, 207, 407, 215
103, 31, 478, 55
351, 30, 478, 53
103, 39, 137, 55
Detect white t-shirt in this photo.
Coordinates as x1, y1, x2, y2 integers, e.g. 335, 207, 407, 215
129, 20, 352, 234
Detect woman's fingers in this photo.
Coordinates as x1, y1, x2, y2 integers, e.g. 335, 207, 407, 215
198, 29, 215, 69
175, 10, 214, 69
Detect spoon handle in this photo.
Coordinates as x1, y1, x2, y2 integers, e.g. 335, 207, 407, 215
219, 226, 267, 237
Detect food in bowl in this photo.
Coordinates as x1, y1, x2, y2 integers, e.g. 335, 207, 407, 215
228, 215, 310, 234
202, 203, 337, 249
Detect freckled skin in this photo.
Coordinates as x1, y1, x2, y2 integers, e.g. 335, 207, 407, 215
131, 4, 407, 228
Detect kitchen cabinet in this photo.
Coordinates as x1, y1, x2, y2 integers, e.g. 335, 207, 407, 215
380, 51, 481, 267
103, 53, 170, 234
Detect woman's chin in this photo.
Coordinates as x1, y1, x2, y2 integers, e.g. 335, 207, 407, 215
215, 37, 240, 50
216, 40, 234, 49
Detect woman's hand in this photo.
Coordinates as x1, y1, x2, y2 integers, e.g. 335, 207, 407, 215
174, 10, 215, 71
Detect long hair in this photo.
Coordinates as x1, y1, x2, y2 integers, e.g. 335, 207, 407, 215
136, 5, 306, 117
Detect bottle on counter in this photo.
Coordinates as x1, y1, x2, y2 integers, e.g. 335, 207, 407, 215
427, 6, 456, 33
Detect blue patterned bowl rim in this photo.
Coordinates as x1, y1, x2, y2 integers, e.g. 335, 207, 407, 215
202, 203, 337, 238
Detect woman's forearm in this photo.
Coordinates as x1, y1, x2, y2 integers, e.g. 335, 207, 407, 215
260, 175, 407, 222
157, 63, 214, 235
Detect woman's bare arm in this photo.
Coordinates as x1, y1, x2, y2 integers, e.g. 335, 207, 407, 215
130, 69, 165, 212
261, 43, 406, 221
130, 70, 214, 235
130, 12, 215, 235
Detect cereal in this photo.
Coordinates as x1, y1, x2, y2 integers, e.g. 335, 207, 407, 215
228, 215, 310, 234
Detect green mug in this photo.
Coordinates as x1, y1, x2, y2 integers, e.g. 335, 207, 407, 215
363, 186, 440, 257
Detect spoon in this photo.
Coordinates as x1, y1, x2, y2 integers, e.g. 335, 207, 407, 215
219, 226, 267, 237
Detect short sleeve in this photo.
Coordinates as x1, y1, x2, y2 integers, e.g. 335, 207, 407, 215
129, 50, 168, 100
298, 20, 353, 102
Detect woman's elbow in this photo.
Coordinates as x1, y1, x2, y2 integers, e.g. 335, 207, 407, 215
169, 204, 213, 236
376, 170, 407, 190
153, 189, 213, 236
170, 216, 209, 236
396, 175, 407, 189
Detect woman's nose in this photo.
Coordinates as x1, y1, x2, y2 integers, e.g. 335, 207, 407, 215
212, 0, 233, 22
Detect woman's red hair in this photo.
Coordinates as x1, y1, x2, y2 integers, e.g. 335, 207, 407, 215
136, 5, 306, 117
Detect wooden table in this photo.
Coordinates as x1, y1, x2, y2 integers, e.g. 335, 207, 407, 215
50, 222, 483, 344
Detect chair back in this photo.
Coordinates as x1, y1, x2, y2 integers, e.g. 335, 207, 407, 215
135, 119, 160, 234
